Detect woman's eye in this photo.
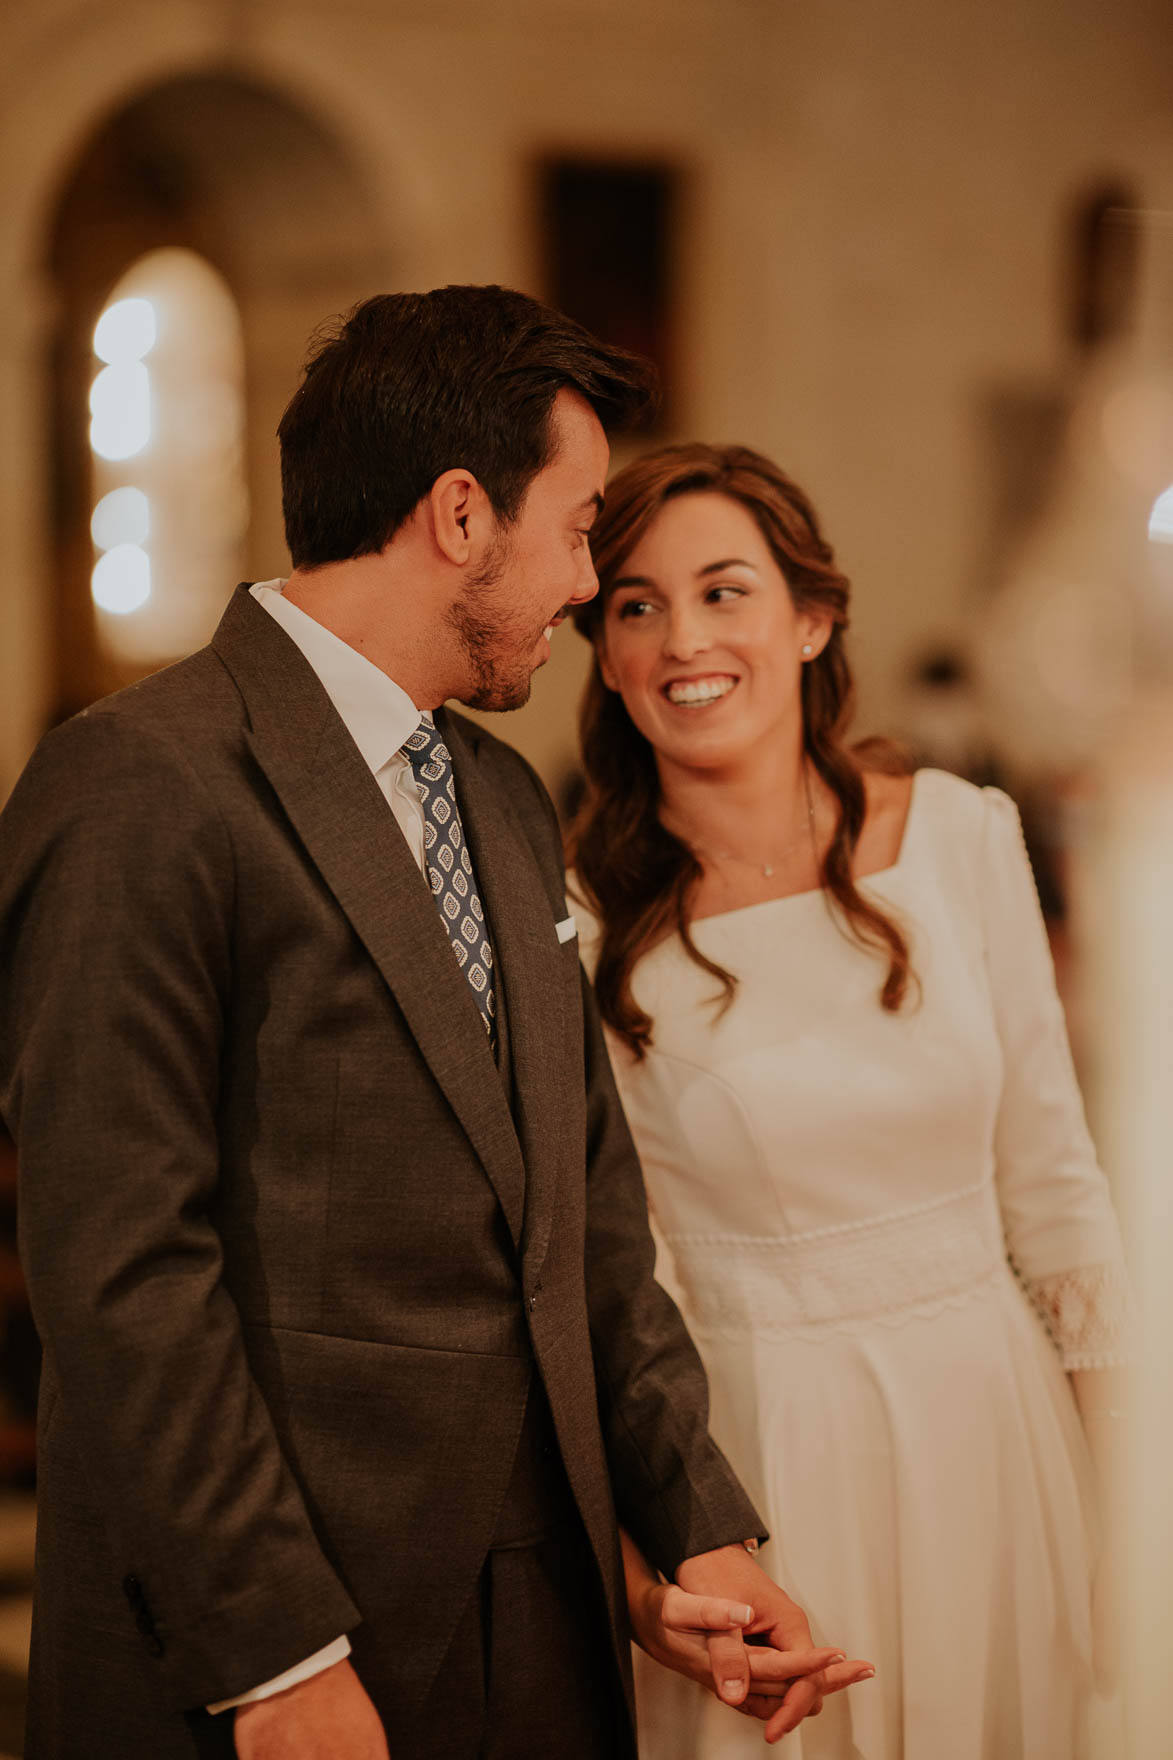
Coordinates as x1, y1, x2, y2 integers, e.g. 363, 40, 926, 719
616, 598, 654, 620
707, 584, 745, 604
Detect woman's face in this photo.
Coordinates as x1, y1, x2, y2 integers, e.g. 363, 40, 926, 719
596, 490, 831, 776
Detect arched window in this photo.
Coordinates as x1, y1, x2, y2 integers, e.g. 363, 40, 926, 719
45, 71, 384, 722
88, 248, 247, 667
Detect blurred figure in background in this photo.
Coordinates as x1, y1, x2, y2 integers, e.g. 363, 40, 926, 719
894, 646, 1072, 999
570, 442, 1132, 1760
894, 645, 1000, 787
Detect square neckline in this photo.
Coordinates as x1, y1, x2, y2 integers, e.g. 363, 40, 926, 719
689, 767, 925, 926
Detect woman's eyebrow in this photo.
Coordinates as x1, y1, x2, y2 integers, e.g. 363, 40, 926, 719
697, 557, 758, 576
610, 557, 760, 591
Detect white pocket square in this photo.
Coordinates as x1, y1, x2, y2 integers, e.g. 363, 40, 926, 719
555, 914, 578, 945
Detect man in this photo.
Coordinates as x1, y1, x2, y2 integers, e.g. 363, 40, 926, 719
0, 287, 865, 1757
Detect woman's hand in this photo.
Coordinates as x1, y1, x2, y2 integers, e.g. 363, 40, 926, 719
1090, 1543, 1124, 1697
628, 1569, 760, 1695
674, 1543, 875, 1741
1071, 1368, 1132, 1697
624, 1527, 768, 1704
621, 1529, 873, 1732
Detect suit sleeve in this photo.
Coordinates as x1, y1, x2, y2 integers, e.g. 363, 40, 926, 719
577, 963, 766, 1575
507, 753, 764, 1576
0, 712, 359, 1711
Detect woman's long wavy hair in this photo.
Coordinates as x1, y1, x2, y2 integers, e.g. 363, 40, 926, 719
568, 442, 915, 1059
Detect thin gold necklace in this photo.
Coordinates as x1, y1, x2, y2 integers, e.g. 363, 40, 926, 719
702, 764, 820, 879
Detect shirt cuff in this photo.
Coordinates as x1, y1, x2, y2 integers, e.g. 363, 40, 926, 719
206, 1634, 352, 1714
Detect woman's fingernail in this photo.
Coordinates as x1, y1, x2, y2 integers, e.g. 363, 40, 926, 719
860, 1668, 875, 1680
830, 1651, 846, 1663
733, 1604, 754, 1625
721, 1679, 747, 1703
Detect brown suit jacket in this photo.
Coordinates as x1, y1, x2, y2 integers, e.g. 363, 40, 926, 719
0, 585, 762, 1756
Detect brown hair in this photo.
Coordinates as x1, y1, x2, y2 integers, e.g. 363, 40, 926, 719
569, 442, 914, 1058
279, 285, 657, 568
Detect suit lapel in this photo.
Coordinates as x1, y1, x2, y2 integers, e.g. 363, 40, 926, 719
212, 587, 527, 1248
443, 714, 575, 1278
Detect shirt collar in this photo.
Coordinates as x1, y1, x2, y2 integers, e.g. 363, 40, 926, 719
250, 579, 421, 775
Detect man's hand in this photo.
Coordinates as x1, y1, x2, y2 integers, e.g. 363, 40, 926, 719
234, 1659, 389, 1759
676, 1545, 874, 1741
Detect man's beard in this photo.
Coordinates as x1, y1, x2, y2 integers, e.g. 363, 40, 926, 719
444, 529, 542, 713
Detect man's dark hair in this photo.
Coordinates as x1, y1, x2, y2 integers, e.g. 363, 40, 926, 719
277, 284, 658, 568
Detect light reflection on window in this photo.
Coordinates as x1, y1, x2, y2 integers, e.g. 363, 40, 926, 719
91, 545, 151, 615
93, 297, 156, 364
1149, 484, 1173, 545
91, 486, 150, 552
88, 250, 247, 661
89, 359, 151, 462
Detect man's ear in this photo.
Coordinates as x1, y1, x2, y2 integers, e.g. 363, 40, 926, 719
427, 468, 486, 566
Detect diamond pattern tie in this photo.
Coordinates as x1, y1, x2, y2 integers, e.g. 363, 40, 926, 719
401, 713, 497, 1050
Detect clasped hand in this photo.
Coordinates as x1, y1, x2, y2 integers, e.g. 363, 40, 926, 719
626, 1538, 874, 1743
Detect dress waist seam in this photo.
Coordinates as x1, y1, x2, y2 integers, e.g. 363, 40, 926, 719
663, 1179, 1009, 1337
664, 1174, 994, 1251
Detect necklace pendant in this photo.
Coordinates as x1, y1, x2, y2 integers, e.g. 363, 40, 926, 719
762, 863, 774, 878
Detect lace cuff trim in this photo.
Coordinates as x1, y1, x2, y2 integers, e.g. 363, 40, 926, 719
1020, 1260, 1135, 1370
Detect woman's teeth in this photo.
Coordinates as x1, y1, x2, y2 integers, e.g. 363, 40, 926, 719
665, 677, 736, 706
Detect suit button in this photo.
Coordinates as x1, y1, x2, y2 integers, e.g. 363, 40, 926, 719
134, 1607, 165, 1657
122, 1575, 164, 1655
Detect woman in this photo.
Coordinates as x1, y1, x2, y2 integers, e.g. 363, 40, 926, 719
569, 443, 1131, 1759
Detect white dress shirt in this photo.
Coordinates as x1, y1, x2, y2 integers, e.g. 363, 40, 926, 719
250, 578, 428, 871
209, 580, 428, 1714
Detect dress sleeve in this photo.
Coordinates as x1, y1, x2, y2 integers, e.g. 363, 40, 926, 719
980, 787, 1134, 1370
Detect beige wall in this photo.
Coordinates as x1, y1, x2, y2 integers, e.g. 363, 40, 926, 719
1, 0, 1170, 797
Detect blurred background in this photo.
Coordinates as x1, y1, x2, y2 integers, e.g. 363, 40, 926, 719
0, 0, 1171, 1752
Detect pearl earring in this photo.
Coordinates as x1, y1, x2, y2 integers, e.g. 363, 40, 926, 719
802, 643, 813, 657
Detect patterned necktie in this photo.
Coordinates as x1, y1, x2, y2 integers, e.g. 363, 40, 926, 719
401, 713, 497, 1050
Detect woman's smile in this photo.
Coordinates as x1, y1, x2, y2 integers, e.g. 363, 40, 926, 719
598, 491, 826, 774
662, 673, 739, 708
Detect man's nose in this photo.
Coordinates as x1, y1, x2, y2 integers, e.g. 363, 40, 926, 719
568, 548, 599, 607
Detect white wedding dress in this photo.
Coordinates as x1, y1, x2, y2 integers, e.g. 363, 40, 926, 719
578, 769, 1131, 1760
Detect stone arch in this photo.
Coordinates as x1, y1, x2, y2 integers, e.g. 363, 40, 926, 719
31, 64, 389, 723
